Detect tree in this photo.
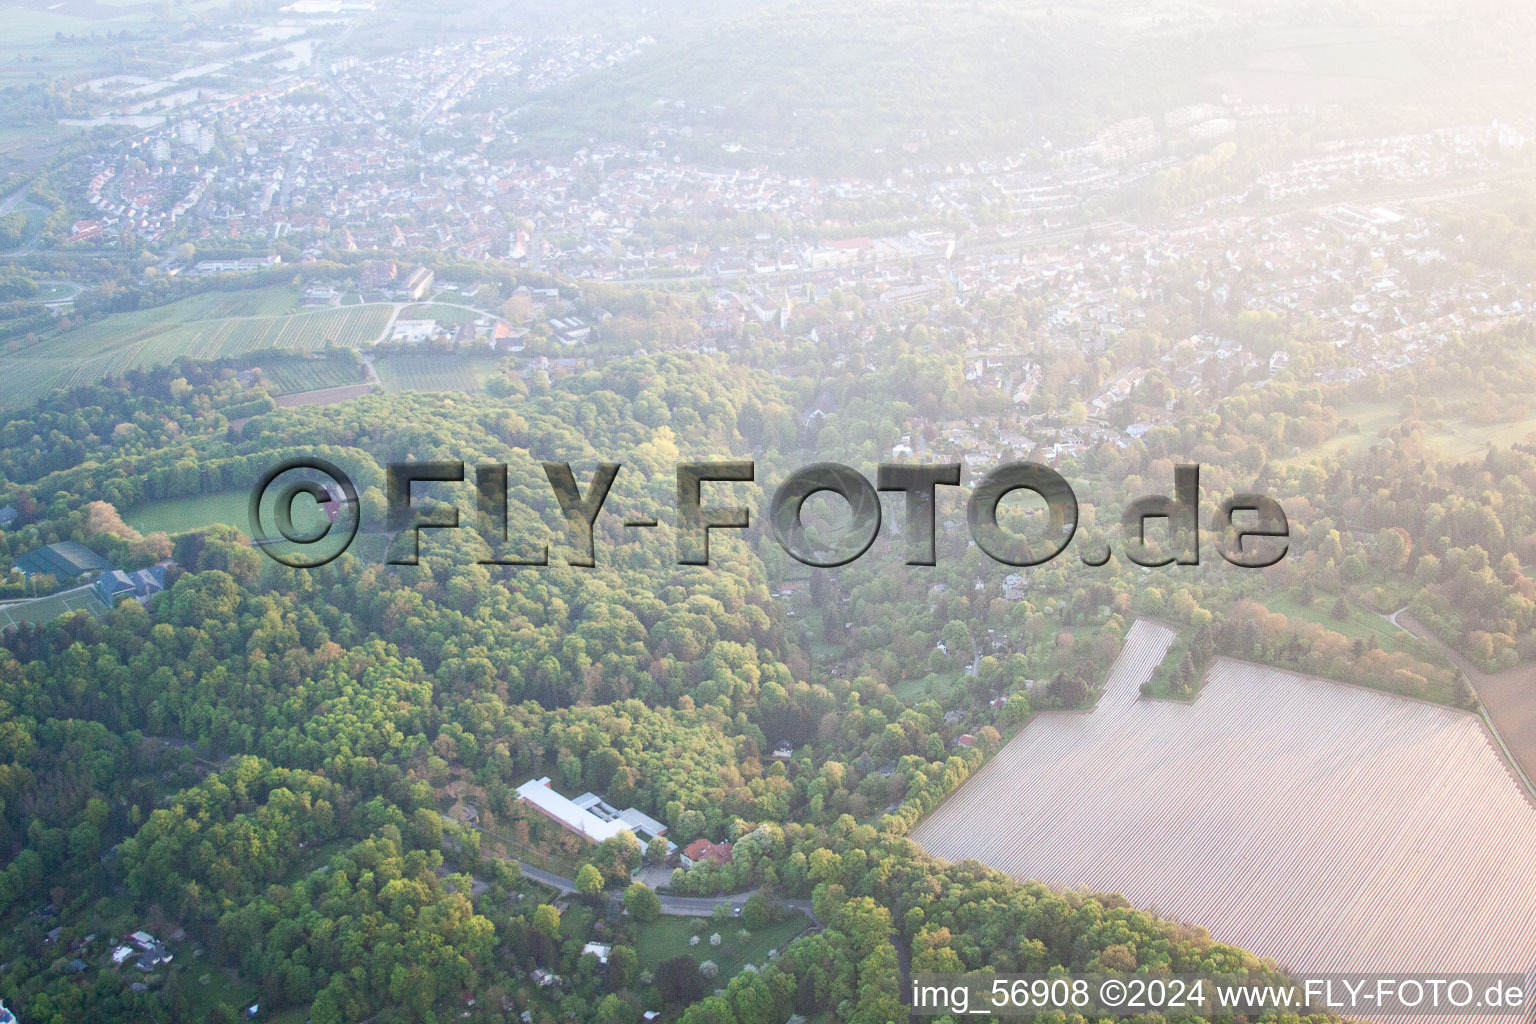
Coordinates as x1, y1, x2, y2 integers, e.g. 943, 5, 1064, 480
608, 944, 638, 988
740, 892, 771, 931
532, 903, 561, 939
591, 829, 642, 884
576, 863, 605, 897
623, 880, 661, 923
645, 835, 672, 867
657, 955, 705, 1006
941, 620, 970, 662
594, 993, 633, 1024
503, 292, 533, 324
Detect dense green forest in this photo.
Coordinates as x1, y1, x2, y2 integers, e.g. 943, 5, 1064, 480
3, 300, 1534, 1019
0, 345, 1387, 1023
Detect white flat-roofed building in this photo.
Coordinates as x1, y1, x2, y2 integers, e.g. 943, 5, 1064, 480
617, 807, 667, 838
516, 777, 630, 844
390, 319, 438, 344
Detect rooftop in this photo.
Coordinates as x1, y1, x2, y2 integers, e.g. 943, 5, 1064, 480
516, 778, 630, 843
14, 542, 111, 579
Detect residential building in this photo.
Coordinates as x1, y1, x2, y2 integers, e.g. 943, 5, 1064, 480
400, 265, 434, 300
93, 566, 167, 607
680, 839, 733, 869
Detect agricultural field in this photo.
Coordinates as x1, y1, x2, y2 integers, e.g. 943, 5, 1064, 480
0, 288, 393, 410
912, 619, 1536, 979
1202, 24, 1430, 106
252, 357, 366, 395
374, 355, 496, 394
1395, 612, 1536, 796
274, 384, 373, 409
183, 288, 302, 319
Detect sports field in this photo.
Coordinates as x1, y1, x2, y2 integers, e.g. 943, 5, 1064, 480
122, 489, 391, 566
399, 302, 482, 325
912, 619, 1536, 988
0, 287, 394, 410
0, 587, 108, 630
124, 488, 331, 538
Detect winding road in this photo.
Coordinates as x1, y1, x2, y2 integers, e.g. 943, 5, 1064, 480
516, 861, 818, 923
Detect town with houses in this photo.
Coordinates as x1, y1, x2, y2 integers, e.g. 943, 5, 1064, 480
28, 28, 1532, 475
2, 2, 1536, 1022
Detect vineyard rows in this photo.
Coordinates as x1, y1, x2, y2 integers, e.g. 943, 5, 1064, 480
0, 297, 393, 409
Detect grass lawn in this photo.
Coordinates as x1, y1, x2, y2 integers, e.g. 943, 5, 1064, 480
35, 282, 77, 301
123, 488, 391, 567
1430, 411, 1536, 460
558, 903, 595, 942
125, 489, 325, 537
1284, 395, 1536, 466
635, 910, 811, 979
1263, 592, 1412, 653
894, 668, 961, 704
180, 965, 259, 1022
1279, 399, 1403, 465
806, 638, 845, 661
280, 838, 349, 883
